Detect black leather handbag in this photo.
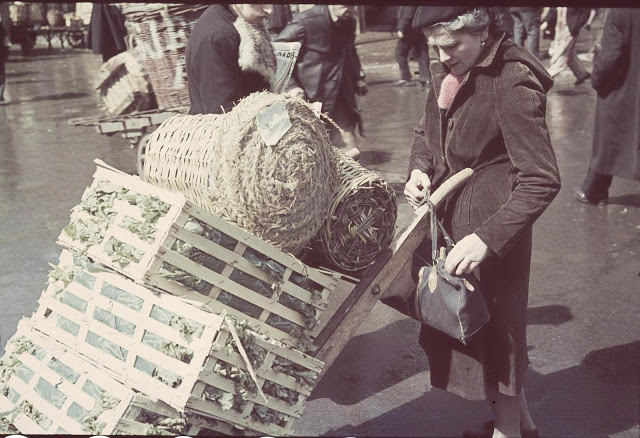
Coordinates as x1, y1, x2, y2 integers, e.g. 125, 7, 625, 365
414, 199, 490, 345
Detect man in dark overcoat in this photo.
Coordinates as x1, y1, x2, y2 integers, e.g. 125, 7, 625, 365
185, 4, 276, 115
275, 5, 367, 149
86, 4, 127, 62
574, 8, 640, 204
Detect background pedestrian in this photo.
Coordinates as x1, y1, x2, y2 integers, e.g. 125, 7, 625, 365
86, 3, 127, 63
574, 8, 640, 205
0, 14, 8, 104
546, 7, 592, 85
276, 5, 367, 150
510, 7, 541, 58
393, 6, 430, 89
407, 7, 560, 438
185, 4, 275, 115
267, 4, 292, 39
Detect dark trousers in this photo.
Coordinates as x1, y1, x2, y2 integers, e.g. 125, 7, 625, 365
580, 168, 613, 196
511, 10, 540, 58
395, 31, 430, 83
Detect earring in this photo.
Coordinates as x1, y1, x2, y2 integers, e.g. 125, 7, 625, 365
481, 41, 486, 46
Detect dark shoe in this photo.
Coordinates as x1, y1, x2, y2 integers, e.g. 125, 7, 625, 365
575, 72, 591, 86
574, 187, 608, 206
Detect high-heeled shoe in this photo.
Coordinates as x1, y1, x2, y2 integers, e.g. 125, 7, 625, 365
574, 187, 608, 206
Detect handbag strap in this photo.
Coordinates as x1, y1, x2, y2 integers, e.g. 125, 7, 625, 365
418, 195, 455, 261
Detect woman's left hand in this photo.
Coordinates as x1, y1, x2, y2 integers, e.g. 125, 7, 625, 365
444, 233, 490, 276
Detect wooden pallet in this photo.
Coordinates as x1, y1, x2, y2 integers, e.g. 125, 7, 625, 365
0, 319, 188, 435
33, 251, 325, 436
57, 164, 338, 349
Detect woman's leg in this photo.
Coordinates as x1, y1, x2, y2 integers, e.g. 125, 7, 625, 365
519, 389, 537, 433
487, 387, 521, 438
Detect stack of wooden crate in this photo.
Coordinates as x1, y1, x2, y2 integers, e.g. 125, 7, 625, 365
0, 163, 337, 435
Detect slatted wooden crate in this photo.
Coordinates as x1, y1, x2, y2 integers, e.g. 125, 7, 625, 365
57, 164, 338, 350
33, 251, 325, 436
0, 318, 188, 435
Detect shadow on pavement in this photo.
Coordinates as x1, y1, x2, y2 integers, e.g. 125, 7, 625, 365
360, 149, 393, 166
608, 193, 640, 208
309, 317, 427, 406
323, 341, 640, 438
527, 304, 573, 326
6, 70, 40, 78
5, 92, 90, 105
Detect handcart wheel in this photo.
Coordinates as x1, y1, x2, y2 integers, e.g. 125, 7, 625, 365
66, 30, 85, 48
136, 132, 152, 177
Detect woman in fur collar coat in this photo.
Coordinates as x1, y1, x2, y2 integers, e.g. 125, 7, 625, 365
186, 4, 276, 115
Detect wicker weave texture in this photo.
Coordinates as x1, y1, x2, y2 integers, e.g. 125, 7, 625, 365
143, 92, 339, 255
122, 4, 207, 109
95, 51, 155, 116
316, 149, 397, 271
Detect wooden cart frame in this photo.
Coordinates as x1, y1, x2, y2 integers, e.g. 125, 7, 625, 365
309, 169, 473, 376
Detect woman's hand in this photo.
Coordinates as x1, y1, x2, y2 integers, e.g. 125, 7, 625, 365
286, 87, 306, 99
404, 169, 432, 210
444, 233, 490, 276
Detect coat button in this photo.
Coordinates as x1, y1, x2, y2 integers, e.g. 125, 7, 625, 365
448, 119, 454, 130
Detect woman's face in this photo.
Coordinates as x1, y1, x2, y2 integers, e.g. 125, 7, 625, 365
232, 4, 273, 25
427, 28, 488, 76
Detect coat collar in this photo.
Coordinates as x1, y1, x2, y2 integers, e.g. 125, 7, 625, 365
430, 32, 507, 103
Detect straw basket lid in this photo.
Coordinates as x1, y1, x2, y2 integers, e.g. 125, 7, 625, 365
316, 149, 397, 271
143, 92, 340, 255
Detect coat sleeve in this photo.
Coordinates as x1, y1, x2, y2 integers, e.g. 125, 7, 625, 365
591, 10, 630, 93
192, 32, 240, 114
475, 64, 561, 256
407, 109, 435, 181
274, 19, 306, 92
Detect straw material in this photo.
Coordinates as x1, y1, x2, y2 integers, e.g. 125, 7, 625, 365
95, 51, 155, 116
143, 91, 339, 255
316, 149, 397, 271
122, 4, 208, 109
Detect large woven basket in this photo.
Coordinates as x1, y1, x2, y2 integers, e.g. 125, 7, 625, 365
143, 92, 339, 255
122, 4, 207, 109
315, 149, 397, 271
95, 51, 156, 116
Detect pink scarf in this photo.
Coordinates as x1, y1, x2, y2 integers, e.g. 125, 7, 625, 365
437, 73, 465, 110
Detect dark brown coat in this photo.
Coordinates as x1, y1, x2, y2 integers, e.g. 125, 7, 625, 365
409, 35, 561, 400
589, 8, 640, 181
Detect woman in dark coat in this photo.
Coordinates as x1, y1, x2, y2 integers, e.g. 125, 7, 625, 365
574, 8, 640, 205
185, 4, 276, 115
405, 7, 561, 437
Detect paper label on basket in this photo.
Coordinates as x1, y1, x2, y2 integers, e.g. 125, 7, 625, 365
310, 101, 323, 117
257, 102, 292, 146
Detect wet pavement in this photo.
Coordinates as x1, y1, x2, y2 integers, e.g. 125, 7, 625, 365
1, 25, 639, 438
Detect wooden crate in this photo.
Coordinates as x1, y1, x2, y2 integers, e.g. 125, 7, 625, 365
34, 251, 325, 436
0, 318, 188, 435
57, 164, 338, 349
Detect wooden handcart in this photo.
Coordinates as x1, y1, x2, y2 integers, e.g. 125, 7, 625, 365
68, 107, 188, 176
309, 168, 472, 374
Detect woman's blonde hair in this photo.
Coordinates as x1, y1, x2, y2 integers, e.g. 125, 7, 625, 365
425, 8, 503, 39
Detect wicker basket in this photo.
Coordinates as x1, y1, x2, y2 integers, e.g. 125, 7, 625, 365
122, 4, 208, 109
143, 92, 340, 255
315, 149, 398, 271
95, 51, 156, 116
